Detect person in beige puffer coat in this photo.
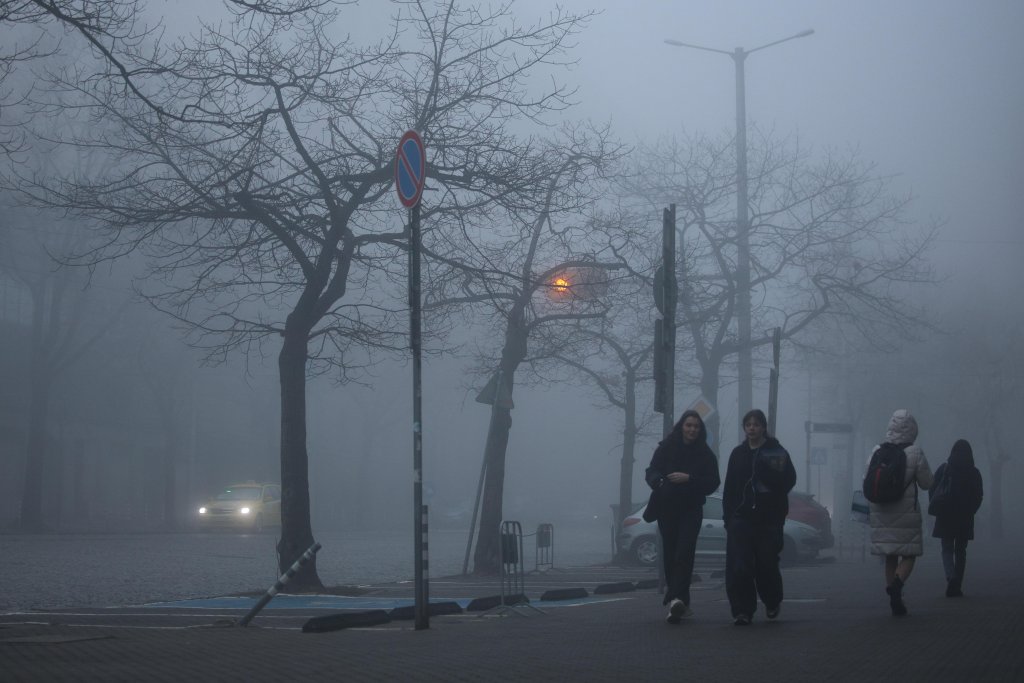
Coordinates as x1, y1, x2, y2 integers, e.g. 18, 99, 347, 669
868, 409, 934, 616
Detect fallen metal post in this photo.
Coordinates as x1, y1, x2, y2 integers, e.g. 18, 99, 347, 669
238, 541, 322, 627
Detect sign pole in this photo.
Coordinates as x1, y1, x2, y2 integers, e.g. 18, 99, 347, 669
409, 201, 426, 630
395, 129, 428, 630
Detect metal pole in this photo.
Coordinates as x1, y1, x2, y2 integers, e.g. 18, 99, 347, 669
238, 542, 321, 627
804, 420, 812, 496
733, 49, 752, 437
409, 201, 427, 630
768, 327, 781, 434
806, 368, 813, 489
662, 204, 677, 437
664, 32, 813, 441
658, 204, 677, 596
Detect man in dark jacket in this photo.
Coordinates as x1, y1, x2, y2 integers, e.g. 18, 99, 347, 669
722, 409, 797, 625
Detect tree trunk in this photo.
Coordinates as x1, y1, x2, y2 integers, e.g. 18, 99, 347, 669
162, 441, 178, 532
700, 363, 723, 455
155, 392, 181, 532
72, 438, 88, 524
473, 316, 527, 575
277, 327, 323, 588
988, 456, 1004, 540
473, 401, 513, 574
617, 367, 637, 528
19, 364, 52, 532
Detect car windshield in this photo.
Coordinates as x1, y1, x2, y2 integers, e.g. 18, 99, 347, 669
216, 487, 261, 501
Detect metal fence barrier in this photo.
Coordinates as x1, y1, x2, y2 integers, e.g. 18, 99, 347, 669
493, 520, 544, 616
534, 523, 554, 573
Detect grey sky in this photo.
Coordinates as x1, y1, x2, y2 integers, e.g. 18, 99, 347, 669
514, 1, 1024, 286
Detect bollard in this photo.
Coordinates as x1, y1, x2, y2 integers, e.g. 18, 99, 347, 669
238, 541, 322, 627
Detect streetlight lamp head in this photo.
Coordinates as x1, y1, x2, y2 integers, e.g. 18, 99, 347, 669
796, 29, 815, 38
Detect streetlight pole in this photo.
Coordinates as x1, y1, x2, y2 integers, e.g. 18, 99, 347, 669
665, 30, 813, 435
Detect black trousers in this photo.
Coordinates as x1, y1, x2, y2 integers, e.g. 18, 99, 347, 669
726, 517, 784, 617
941, 536, 969, 582
656, 509, 703, 606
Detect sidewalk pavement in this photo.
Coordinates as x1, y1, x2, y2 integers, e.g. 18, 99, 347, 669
2, 545, 1022, 682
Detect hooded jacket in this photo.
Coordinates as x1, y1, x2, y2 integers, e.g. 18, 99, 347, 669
930, 439, 984, 540
643, 423, 720, 522
722, 436, 797, 528
868, 409, 934, 556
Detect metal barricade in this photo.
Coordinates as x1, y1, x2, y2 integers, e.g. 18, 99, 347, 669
493, 520, 544, 616
535, 523, 554, 572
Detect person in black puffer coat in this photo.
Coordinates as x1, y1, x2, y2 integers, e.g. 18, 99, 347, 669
929, 439, 984, 597
722, 409, 797, 625
644, 409, 721, 624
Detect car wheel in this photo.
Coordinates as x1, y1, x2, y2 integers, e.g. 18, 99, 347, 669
254, 514, 265, 534
632, 536, 659, 567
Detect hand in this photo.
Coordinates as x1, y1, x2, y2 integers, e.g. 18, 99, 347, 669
667, 471, 690, 484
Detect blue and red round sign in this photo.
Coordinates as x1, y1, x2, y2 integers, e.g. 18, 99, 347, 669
395, 130, 426, 208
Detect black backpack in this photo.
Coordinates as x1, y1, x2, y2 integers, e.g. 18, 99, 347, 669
863, 442, 910, 504
927, 466, 955, 516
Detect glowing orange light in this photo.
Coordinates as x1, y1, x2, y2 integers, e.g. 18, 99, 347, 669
551, 276, 571, 294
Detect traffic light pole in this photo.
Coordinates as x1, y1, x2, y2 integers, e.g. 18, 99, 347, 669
662, 205, 677, 435
768, 327, 781, 435
653, 204, 677, 593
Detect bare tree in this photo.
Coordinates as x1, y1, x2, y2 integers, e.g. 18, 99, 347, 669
423, 124, 629, 573
623, 129, 938, 447
0, 196, 125, 531
0, 1, 61, 154
14, 0, 597, 585
535, 291, 658, 534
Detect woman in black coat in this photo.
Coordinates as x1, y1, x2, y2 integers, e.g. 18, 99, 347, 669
644, 409, 721, 624
929, 439, 984, 597
722, 409, 797, 625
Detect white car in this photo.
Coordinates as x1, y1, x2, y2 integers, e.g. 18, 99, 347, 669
617, 493, 826, 566
196, 482, 282, 533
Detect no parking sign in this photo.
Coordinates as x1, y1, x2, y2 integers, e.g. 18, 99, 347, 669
394, 130, 426, 208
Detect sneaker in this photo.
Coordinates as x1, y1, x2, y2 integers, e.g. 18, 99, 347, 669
666, 599, 685, 624
734, 614, 752, 626
766, 605, 780, 620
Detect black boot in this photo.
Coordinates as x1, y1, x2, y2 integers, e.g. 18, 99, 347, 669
946, 577, 963, 598
886, 576, 908, 616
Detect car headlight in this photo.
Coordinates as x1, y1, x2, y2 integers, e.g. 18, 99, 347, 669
240, 507, 251, 515
198, 507, 207, 514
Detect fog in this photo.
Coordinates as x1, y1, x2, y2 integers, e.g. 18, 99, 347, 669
1, 0, 1022, 562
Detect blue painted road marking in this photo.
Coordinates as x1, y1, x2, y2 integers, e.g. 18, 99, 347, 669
141, 593, 624, 611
